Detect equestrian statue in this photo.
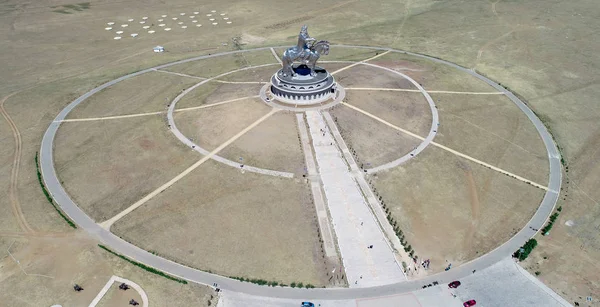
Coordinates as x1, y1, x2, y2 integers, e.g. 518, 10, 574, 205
280, 25, 330, 77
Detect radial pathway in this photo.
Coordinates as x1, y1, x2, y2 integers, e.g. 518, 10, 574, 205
306, 110, 405, 287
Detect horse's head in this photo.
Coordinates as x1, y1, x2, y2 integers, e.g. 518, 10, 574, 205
312, 40, 330, 55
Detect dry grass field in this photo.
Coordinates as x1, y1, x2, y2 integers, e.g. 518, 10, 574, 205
219, 111, 305, 175
164, 50, 278, 78
371, 52, 498, 93
343, 90, 431, 136
218, 65, 278, 82
175, 81, 261, 109
330, 103, 421, 167
174, 97, 271, 151
0, 134, 19, 232
112, 160, 326, 286
1, 0, 599, 303
54, 115, 197, 222
0, 235, 216, 307
334, 64, 417, 89
372, 147, 545, 273
67, 72, 198, 119
432, 93, 549, 186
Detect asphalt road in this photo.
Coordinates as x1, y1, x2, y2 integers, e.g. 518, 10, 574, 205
39, 45, 561, 300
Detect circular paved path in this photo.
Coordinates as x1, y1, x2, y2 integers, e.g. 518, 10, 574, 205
39, 45, 561, 300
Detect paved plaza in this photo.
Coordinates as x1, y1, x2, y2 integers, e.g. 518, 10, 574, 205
453, 258, 571, 307
216, 283, 464, 307
305, 110, 405, 287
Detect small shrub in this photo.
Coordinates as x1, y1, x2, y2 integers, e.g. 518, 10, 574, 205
513, 239, 538, 261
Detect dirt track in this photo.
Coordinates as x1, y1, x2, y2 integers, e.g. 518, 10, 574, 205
0, 92, 34, 234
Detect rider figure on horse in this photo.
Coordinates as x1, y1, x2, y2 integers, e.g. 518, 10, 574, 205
296, 25, 315, 60
280, 25, 328, 77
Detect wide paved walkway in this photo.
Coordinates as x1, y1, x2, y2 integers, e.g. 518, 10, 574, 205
217, 285, 463, 307
305, 111, 405, 288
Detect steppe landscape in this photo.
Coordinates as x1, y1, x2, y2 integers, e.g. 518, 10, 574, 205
1, 0, 598, 306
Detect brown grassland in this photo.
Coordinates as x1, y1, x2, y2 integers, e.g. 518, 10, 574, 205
0, 235, 215, 306
219, 111, 305, 175
54, 115, 198, 222
174, 97, 271, 151
330, 102, 421, 167
175, 81, 262, 109
372, 147, 545, 273
1, 0, 599, 304
112, 160, 326, 286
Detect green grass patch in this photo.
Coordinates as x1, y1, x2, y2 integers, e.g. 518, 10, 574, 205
98, 244, 188, 284
35, 152, 77, 229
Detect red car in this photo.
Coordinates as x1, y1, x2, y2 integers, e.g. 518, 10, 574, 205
463, 300, 476, 307
448, 281, 461, 288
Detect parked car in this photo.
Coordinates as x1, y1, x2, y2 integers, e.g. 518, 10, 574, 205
463, 300, 476, 307
301, 302, 315, 307
448, 281, 461, 288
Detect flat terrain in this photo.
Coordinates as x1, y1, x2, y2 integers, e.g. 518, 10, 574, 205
371, 52, 497, 92
112, 160, 326, 286
330, 103, 421, 167
432, 93, 549, 185
175, 97, 271, 151
454, 258, 568, 307
1, 0, 599, 303
218, 65, 279, 82
219, 111, 305, 175
373, 147, 545, 273
97, 282, 143, 307
335, 64, 417, 89
164, 50, 278, 78
176, 81, 262, 109
343, 90, 431, 136
54, 115, 197, 222
67, 72, 198, 119
0, 234, 216, 307
0, 126, 19, 232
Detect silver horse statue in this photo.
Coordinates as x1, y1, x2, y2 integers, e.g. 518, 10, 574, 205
280, 25, 330, 77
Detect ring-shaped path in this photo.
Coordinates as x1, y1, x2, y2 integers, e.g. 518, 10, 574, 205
164, 62, 295, 179
39, 45, 561, 300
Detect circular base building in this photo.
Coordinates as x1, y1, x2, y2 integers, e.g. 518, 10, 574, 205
270, 64, 338, 106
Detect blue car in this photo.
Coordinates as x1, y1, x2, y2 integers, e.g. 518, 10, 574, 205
301, 302, 315, 307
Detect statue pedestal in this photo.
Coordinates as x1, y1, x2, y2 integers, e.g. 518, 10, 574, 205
269, 64, 337, 106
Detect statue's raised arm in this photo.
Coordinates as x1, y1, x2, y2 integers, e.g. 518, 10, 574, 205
298, 25, 316, 49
